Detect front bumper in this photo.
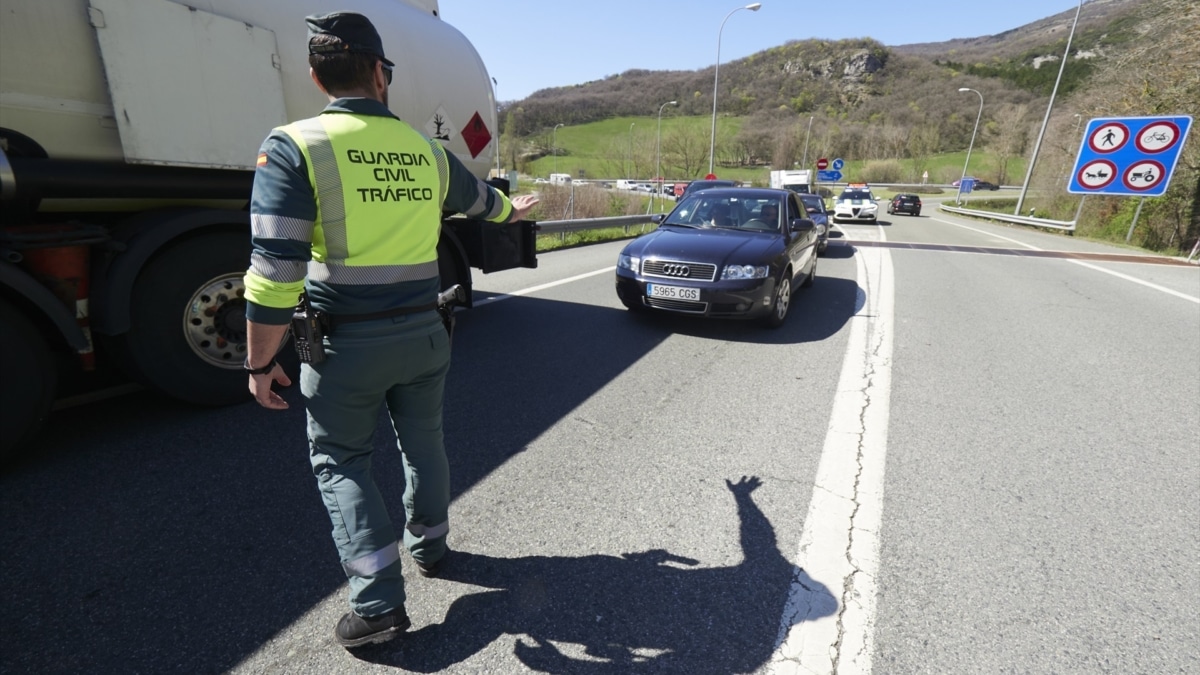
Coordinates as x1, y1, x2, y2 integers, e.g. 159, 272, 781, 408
615, 272, 777, 319
833, 207, 877, 222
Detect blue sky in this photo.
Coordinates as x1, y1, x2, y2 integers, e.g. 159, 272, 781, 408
439, 0, 1087, 101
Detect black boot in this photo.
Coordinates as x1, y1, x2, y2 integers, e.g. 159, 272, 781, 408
416, 547, 450, 578
334, 606, 411, 648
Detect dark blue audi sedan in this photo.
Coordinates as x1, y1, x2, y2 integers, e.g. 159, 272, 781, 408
615, 187, 819, 328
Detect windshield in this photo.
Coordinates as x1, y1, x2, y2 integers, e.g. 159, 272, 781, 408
799, 195, 824, 213
839, 191, 873, 201
664, 194, 783, 232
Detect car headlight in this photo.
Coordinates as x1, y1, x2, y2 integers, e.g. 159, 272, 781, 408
721, 264, 769, 280
618, 254, 640, 273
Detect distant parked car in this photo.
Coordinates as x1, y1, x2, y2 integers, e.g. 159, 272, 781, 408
973, 180, 1000, 191
615, 187, 819, 328
888, 193, 922, 217
797, 193, 830, 255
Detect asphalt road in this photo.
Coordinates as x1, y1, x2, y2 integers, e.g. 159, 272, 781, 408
2, 203, 1197, 674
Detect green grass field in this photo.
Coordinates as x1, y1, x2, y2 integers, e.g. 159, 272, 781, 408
520, 112, 1027, 186
520, 115, 1026, 188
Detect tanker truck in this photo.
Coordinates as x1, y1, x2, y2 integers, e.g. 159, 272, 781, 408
0, 0, 534, 456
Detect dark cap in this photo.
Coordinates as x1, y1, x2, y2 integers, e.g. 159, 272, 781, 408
305, 12, 393, 67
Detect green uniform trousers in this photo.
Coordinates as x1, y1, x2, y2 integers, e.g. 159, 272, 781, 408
301, 311, 451, 618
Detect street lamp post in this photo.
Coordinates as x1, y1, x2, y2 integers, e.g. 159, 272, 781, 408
708, 3, 762, 176
628, 122, 635, 180
956, 87, 984, 206
656, 100, 677, 212
552, 122, 564, 178
801, 115, 814, 169
1016, 0, 1084, 215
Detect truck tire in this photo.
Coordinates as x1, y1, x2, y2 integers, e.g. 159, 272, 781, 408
117, 231, 254, 406
0, 296, 57, 459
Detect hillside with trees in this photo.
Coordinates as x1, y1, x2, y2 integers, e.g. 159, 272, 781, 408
499, 0, 1199, 254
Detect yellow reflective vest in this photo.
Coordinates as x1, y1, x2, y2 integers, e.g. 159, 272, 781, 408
278, 112, 448, 287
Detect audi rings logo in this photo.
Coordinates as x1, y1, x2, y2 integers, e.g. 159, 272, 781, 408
662, 264, 691, 277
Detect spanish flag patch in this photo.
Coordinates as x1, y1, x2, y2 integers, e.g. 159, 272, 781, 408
256, 153, 268, 167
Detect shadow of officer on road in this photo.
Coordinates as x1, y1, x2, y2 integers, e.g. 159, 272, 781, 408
357, 476, 835, 673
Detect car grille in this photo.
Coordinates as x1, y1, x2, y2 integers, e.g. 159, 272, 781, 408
645, 297, 708, 313
642, 259, 717, 282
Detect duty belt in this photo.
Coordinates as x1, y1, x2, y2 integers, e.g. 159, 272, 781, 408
322, 302, 439, 331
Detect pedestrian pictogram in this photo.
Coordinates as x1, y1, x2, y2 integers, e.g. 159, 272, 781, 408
1088, 122, 1128, 153
1069, 115, 1192, 197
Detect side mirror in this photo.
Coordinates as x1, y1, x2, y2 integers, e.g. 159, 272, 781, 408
790, 218, 815, 232
651, 214, 665, 224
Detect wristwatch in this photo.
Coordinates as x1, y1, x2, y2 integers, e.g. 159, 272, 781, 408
243, 357, 277, 375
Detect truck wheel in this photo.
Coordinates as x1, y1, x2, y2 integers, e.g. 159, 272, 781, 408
0, 296, 57, 459
117, 231, 255, 406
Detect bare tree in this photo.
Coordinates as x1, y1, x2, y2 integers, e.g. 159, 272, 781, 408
907, 124, 941, 183
662, 124, 711, 179
985, 103, 1031, 184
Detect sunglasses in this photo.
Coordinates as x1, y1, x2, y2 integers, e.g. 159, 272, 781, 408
380, 61, 393, 86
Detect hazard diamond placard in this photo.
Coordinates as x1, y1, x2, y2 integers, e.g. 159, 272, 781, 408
1068, 115, 1192, 197
461, 111, 492, 159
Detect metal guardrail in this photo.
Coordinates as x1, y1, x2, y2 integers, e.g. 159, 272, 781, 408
939, 203, 1076, 232
536, 214, 657, 235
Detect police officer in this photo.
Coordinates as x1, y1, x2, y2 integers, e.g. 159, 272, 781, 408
242, 12, 538, 649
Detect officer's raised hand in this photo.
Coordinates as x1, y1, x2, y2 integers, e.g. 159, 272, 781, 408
509, 194, 539, 221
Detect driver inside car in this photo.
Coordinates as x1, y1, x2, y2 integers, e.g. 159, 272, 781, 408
706, 202, 733, 227
759, 203, 779, 227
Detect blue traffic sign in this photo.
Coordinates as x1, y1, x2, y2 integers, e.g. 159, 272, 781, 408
817, 170, 842, 182
1068, 115, 1192, 197
831, 158, 845, 171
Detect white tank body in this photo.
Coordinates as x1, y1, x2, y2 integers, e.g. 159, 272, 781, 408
0, 0, 498, 179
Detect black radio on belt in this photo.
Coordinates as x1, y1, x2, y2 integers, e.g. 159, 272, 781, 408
290, 295, 327, 364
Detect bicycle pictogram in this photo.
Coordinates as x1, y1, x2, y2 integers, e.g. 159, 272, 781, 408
1134, 120, 1181, 153
1142, 130, 1169, 145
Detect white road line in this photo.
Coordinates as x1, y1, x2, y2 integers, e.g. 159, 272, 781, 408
931, 216, 1199, 304
472, 266, 616, 307
769, 228, 894, 675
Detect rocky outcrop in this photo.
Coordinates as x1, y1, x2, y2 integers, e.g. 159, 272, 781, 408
843, 50, 884, 80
